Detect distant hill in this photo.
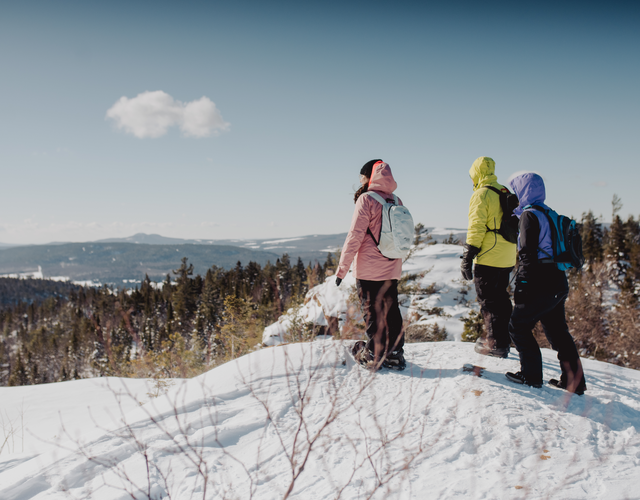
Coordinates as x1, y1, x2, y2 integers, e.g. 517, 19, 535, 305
96, 232, 348, 260
0, 243, 283, 284
96, 233, 215, 245
95, 229, 467, 255
0, 229, 467, 284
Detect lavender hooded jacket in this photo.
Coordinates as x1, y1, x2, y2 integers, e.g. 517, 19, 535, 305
336, 162, 403, 281
509, 172, 553, 260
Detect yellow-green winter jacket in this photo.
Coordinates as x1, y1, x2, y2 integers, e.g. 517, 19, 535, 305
466, 157, 516, 268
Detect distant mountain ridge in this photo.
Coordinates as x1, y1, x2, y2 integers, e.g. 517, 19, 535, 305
0, 229, 466, 285
94, 229, 467, 252
96, 232, 348, 255
0, 243, 283, 285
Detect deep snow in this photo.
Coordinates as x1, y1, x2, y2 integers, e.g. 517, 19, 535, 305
1, 341, 640, 500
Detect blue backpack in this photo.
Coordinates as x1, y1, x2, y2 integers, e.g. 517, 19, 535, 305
526, 205, 585, 271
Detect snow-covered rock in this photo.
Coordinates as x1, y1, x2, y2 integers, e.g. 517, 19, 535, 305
262, 243, 477, 345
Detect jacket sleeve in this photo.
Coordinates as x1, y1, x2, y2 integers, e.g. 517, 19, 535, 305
336, 195, 371, 279
516, 211, 540, 282
466, 190, 489, 248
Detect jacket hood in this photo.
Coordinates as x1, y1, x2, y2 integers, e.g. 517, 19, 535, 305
469, 157, 498, 190
509, 172, 549, 217
368, 161, 397, 193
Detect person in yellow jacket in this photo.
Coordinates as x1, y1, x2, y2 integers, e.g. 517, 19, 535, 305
461, 157, 517, 358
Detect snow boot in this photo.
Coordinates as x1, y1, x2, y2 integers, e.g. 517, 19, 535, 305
351, 341, 380, 371
549, 378, 585, 396
474, 337, 510, 358
382, 350, 406, 371
552, 359, 587, 395
505, 371, 542, 388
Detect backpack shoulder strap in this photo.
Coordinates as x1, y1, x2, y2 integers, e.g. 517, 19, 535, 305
362, 191, 383, 247
529, 204, 549, 214
525, 205, 557, 262
483, 185, 504, 196
483, 186, 505, 233
363, 191, 386, 205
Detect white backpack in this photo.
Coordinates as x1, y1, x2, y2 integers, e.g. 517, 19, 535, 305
364, 192, 415, 259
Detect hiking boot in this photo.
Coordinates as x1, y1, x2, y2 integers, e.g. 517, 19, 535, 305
382, 351, 406, 371
549, 378, 585, 396
505, 371, 542, 388
474, 337, 510, 358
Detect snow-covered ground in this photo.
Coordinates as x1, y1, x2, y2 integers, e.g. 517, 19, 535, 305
2, 242, 639, 499
263, 243, 476, 345
0, 378, 160, 458
1, 341, 639, 500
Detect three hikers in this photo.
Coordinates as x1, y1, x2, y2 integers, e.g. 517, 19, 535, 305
336, 157, 586, 395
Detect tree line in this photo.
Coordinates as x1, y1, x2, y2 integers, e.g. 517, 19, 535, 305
0, 254, 338, 386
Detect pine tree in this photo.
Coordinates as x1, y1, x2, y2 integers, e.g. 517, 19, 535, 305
8, 350, 28, 386
604, 195, 629, 282
172, 257, 196, 325
276, 254, 294, 308
293, 257, 308, 297
580, 211, 603, 263
324, 252, 336, 276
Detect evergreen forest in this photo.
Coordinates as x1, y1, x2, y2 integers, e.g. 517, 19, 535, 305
1, 254, 337, 386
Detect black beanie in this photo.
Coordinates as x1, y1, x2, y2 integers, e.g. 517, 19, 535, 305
360, 159, 382, 177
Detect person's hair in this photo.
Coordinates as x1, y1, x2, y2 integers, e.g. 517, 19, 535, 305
354, 183, 368, 204
354, 159, 382, 203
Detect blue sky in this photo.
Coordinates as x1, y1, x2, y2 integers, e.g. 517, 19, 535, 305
1, 0, 638, 244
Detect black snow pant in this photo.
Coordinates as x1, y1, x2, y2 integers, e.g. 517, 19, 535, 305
509, 289, 586, 390
473, 264, 513, 350
357, 279, 404, 359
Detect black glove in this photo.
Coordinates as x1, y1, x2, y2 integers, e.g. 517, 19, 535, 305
460, 244, 481, 281
335, 277, 342, 287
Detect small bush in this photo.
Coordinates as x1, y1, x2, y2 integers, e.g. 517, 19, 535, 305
442, 233, 461, 245
404, 323, 448, 343
461, 310, 483, 343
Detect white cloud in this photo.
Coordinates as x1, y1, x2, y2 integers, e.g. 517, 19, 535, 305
106, 90, 229, 139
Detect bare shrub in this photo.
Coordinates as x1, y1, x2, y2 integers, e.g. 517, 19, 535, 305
398, 271, 437, 298
565, 263, 610, 360
605, 293, 640, 369
441, 233, 461, 245
337, 284, 366, 340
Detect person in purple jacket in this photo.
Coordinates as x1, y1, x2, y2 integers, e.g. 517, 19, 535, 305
505, 172, 587, 395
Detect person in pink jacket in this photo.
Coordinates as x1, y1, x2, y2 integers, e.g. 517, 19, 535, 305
336, 159, 405, 371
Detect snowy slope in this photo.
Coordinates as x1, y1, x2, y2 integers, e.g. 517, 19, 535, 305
1, 341, 639, 500
0, 378, 159, 458
263, 243, 476, 345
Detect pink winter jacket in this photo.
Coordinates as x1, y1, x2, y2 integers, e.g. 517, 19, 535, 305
336, 162, 403, 281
